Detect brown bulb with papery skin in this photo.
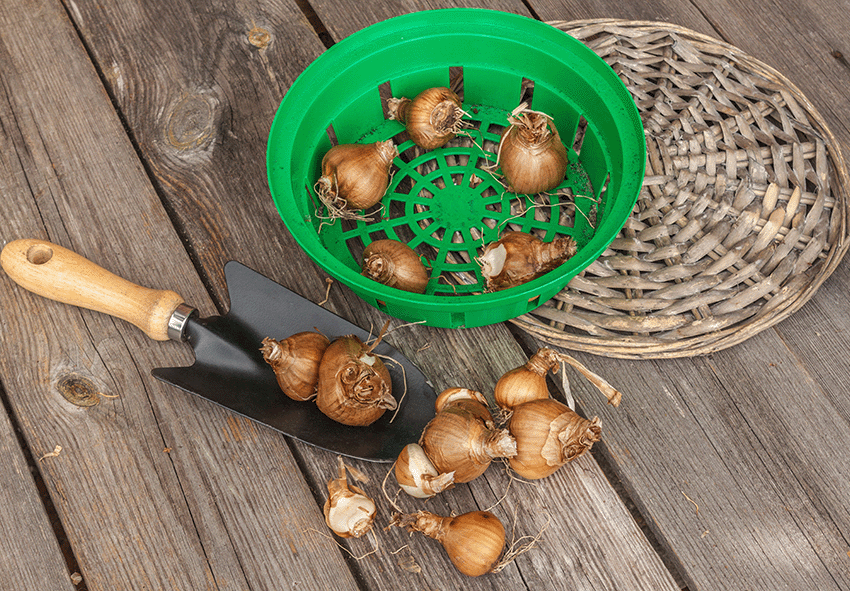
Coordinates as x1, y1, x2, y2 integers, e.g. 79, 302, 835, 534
494, 347, 561, 411
394, 443, 456, 499
315, 140, 398, 214
390, 509, 506, 577
387, 87, 465, 150
316, 334, 396, 426
419, 388, 516, 483
477, 231, 576, 291
261, 331, 330, 401
323, 457, 377, 538
507, 398, 601, 480
498, 104, 568, 194
361, 239, 429, 293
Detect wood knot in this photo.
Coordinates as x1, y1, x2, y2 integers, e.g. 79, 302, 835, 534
57, 374, 100, 407
165, 93, 216, 151
248, 26, 271, 49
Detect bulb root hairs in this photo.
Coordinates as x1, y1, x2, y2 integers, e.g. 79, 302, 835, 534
373, 353, 407, 422
305, 526, 380, 560
491, 511, 551, 573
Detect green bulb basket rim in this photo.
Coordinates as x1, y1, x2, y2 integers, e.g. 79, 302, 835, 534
267, 8, 646, 328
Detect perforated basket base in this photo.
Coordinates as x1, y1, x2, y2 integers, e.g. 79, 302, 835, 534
511, 19, 850, 359
322, 105, 598, 297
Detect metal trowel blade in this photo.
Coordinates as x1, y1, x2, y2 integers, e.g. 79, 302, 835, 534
152, 261, 435, 462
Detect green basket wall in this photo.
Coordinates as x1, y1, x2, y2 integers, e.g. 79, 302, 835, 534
267, 9, 645, 328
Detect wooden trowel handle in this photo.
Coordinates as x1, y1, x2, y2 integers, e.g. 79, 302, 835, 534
1, 238, 186, 341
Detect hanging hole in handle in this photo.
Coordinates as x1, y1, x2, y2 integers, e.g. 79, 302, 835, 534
27, 244, 53, 265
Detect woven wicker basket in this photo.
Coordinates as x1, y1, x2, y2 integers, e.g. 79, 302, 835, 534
511, 19, 850, 359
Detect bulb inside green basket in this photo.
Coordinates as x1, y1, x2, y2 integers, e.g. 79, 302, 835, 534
267, 9, 645, 328
314, 102, 599, 298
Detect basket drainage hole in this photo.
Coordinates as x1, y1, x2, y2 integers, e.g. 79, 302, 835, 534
526, 295, 540, 310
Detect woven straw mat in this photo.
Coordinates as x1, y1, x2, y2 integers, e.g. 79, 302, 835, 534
511, 19, 850, 359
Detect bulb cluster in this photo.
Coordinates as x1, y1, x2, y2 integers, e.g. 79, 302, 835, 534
261, 322, 396, 427
311, 348, 620, 577
385, 348, 621, 576
313, 88, 579, 297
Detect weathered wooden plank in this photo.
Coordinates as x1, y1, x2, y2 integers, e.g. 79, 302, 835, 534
0, 393, 77, 591
546, 329, 850, 591
309, 0, 532, 39
0, 0, 360, 589
57, 0, 681, 588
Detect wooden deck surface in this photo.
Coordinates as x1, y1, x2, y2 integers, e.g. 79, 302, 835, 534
2, 0, 849, 590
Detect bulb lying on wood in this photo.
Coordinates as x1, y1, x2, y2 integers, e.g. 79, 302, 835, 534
507, 398, 601, 480
394, 443, 455, 499
361, 239, 430, 294
497, 103, 568, 194
315, 140, 398, 218
477, 231, 577, 291
494, 347, 561, 411
387, 87, 465, 150
316, 327, 397, 426
260, 331, 330, 401
324, 457, 377, 538
434, 387, 488, 413
389, 509, 505, 577
418, 388, 516, 483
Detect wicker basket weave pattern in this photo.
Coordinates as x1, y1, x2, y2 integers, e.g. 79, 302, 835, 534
512, 20, 850, 358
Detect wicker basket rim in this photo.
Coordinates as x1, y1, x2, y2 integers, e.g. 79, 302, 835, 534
511, 19, 850, 359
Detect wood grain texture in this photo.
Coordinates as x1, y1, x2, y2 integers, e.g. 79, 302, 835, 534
57, 0, 681, 588
0, 400, 77, 590
309, 0, 532, 40
0, 0, 359, 589
554, 334, 850, 591
4, 0, 848, 590
69, 0, 330, 307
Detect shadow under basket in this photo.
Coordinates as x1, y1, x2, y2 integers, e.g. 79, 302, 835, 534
267, 9, 645, 329
510, 19, 850, 358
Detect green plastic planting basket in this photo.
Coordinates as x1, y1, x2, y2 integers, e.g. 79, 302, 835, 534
267, 9, 645, 328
